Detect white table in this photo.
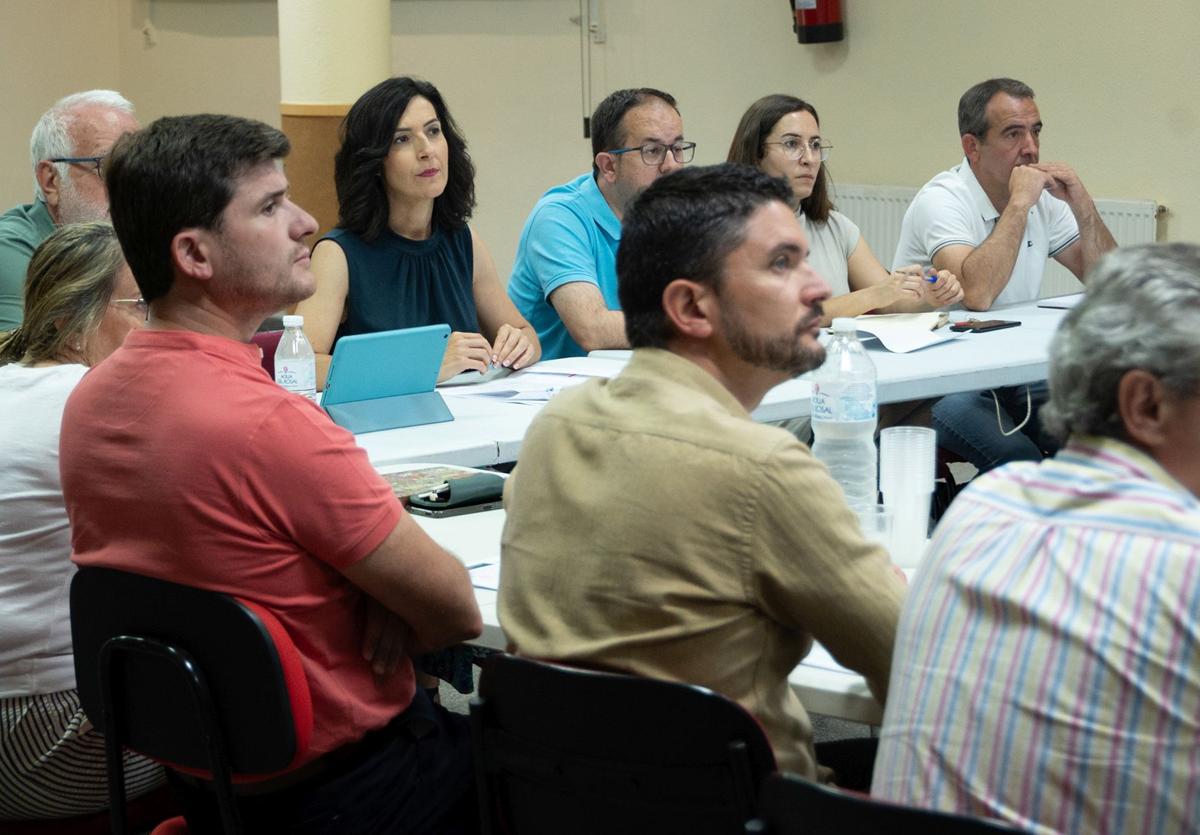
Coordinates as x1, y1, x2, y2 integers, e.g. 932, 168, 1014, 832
410, 508, 507, 651
411, 507, 884, 725
751, 300, 1065, 422
358, 301, 1066, 467
355, 396, 543, 469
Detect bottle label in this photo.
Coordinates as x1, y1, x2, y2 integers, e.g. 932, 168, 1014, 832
811, 380, 877, 422
276, 360, 317, 401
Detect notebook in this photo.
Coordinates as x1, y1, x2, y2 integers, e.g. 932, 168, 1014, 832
323, 325, 454, 434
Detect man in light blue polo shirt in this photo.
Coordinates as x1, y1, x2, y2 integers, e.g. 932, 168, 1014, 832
507, 88, 694, 359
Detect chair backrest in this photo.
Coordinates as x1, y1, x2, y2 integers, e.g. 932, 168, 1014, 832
747, 772, 1030, 834
70, 566, 313, 833
470, 654, 777, 835
250, 329, 283, 379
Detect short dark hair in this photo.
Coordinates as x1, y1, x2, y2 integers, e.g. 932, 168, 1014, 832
618, 163, 793, 349
105, 114, 290, 303
334, 77, 475, 242
590, 87, 679, 179
726, 93, 833, 224
958, 77, 1035, 138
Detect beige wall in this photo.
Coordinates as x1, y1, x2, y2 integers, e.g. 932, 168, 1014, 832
115, 0, 282, 125
0, 0, 122, 204
1, 0, 1195, 277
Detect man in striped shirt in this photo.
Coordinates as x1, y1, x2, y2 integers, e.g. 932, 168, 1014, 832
872, 242, 1200, 834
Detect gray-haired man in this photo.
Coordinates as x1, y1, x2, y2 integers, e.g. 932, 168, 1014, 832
874, 243, 1200, 833
0, 90, 138, 329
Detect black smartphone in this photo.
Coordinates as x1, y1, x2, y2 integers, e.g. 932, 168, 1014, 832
950, 319, 1021, 333
408, 499, 504, 518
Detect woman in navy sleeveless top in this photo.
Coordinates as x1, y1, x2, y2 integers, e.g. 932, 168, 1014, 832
296, 77, 540, 388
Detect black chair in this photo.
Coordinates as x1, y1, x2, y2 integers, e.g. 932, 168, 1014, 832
746, 772, 1029, 834
470, 654, 777, 835
70, 566, 313, 835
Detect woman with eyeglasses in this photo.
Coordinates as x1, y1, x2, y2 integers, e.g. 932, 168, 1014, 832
728, 94, 963, 322
297, 76, 540, 389
0, 222, 161, 820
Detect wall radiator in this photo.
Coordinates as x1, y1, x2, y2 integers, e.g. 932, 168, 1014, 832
833, 183, 1162, 299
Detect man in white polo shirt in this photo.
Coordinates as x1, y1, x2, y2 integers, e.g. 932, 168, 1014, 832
893, 77, 1116, 471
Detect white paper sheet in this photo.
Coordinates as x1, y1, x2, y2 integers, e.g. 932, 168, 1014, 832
439, 372, 592, 403
802, 642, 855, 674
469, 562, 501, 590
852, 313, 961, 353
516, 357, 627, 378
1036, 293, 1084, 309
439, 357, 622, 403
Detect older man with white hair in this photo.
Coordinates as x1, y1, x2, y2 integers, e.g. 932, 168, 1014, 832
872, 242, 1200, 833
0, 90, 137, 330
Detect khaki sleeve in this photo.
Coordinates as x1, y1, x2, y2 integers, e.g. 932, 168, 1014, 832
750, 437, 905, 703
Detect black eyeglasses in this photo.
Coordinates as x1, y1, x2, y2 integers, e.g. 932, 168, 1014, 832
608, 142, 697, 166
49, 155, 107, 179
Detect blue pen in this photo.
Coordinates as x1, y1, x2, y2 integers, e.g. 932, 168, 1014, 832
923, 266, 939, 283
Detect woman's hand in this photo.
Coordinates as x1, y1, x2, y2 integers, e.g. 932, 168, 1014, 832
438, 331, 492, 382
878, 269, 924, 307
491, 323, 538, 370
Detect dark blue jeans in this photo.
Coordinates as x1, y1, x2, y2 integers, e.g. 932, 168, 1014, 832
932, 381, 1058, 474
168, 688, 478, 834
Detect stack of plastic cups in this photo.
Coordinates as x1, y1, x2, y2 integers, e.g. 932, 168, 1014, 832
879, 427, 937, 569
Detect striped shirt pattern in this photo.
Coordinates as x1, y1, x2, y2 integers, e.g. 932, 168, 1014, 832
1, 689, 163, 820
872, 436, 1200, 835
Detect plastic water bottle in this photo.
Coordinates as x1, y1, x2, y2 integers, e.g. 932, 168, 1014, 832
274, 314, 317, 401
810, 317, 877, 513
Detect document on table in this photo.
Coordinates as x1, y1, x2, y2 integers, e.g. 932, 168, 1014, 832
516, 357, 628, 378
853, 312, 960, 353
468, 562, 501, 590
438, 374, 581, 403
439, 365, 513, 387
438, 356, 626, 404
803, 642, 856, 674
1037, 293, 1084, 309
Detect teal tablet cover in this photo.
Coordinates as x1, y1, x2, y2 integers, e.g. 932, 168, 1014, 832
323, 325, 454, 434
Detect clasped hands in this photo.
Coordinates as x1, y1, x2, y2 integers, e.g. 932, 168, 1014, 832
439, 324, 536, 382
888, 265, 965, 309
1010, 161, 1088, 208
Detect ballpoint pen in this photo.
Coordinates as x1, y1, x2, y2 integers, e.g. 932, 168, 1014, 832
415, 482, 450, 502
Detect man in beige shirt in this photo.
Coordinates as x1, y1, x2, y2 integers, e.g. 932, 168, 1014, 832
499, 163, 905, 781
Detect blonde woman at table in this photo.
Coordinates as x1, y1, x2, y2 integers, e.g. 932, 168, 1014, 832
0, 222, 163, 821
296, 77, 540, 389
728, 94, 964, 323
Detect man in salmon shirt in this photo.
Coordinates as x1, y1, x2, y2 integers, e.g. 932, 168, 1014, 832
59, 114, 481, 833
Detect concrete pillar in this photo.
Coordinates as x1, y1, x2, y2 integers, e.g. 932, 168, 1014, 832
277, 0, 390, 239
